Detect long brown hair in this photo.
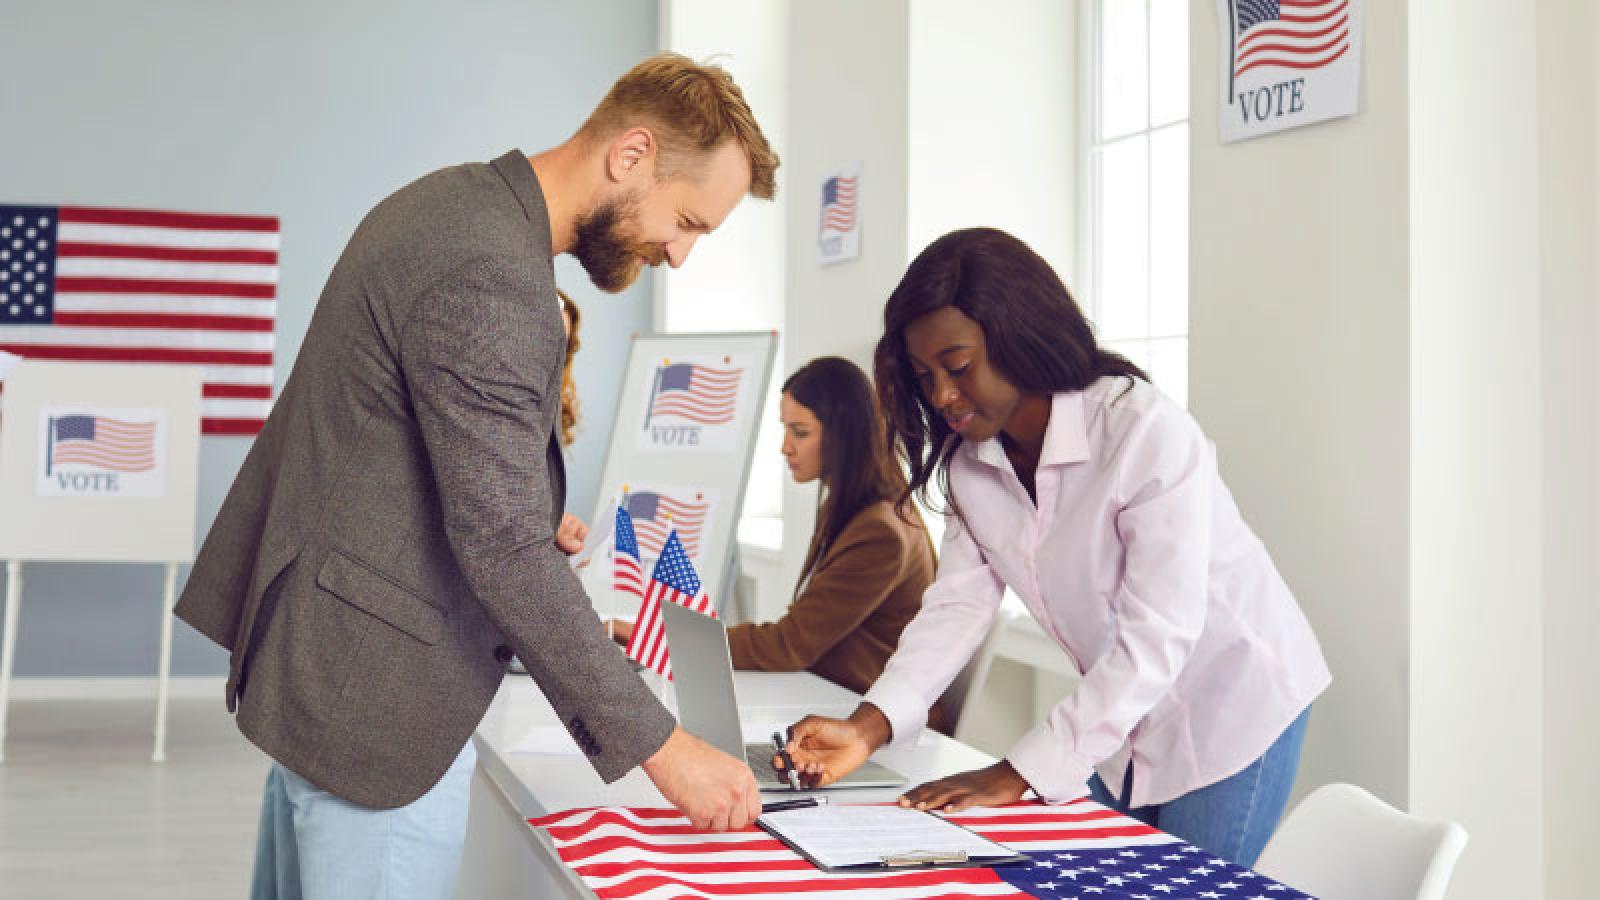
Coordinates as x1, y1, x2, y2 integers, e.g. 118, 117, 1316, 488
873, 227, 1147, 516
784, 357, 914, 580
557, 289, 581, 446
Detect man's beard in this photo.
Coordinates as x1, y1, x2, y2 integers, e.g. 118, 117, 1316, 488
572, 192, 660, 293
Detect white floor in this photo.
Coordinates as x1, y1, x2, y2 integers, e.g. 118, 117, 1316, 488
0, 698, 267, 899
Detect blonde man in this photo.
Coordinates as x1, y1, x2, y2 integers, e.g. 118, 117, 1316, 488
177, 54, 777, 900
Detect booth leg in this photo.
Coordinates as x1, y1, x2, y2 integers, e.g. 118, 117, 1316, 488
0, 560, 22, 763
152, 561, 177, 763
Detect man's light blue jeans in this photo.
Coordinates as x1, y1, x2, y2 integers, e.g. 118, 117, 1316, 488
1087, 707, 1310, 867
250, 740, 477, 900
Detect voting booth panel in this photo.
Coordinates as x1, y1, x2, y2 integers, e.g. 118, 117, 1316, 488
579, 332, 777, 621
0, 361, 203, 761
0, 361, 201, 562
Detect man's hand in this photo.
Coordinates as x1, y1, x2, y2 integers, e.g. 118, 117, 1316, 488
780, 703, 892, 788
642, 727, 762, 832
556, 513, 588, 555
897, 760, 1031, 813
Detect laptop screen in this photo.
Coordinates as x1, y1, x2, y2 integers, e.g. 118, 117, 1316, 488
659, 601, 747, 760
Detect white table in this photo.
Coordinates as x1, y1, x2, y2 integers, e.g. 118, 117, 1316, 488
455, 671, 996, 900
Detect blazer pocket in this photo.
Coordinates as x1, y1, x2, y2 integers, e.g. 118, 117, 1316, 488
316, 551, 444, 646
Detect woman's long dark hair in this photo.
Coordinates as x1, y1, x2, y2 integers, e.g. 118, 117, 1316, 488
784, 357, 914, 581
873, 227, 1147, 517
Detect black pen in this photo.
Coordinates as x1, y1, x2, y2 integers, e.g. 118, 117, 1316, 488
771, 731, 802, 792
761, 796, 828, 814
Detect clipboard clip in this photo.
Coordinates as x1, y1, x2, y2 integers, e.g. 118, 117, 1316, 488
880, 850, 969, 867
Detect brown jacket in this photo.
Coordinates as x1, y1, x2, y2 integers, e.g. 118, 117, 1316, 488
726, 500, 953, 734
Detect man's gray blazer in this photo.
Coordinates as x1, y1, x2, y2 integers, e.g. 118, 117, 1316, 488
175, 150, 675, 809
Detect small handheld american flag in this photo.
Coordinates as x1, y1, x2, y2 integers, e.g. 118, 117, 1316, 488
624, 529, 715, 679
612, 503, 644, 600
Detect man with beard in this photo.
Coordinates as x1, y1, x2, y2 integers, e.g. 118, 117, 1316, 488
174, 53, 778, 900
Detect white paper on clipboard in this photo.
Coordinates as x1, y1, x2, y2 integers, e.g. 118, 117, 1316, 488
758, 804, 1020, 870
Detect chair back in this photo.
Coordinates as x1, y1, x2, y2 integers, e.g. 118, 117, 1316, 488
1254, 783, 1469, 900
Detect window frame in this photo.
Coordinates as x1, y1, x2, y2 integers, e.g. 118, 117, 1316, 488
1078, 0, 1191, 407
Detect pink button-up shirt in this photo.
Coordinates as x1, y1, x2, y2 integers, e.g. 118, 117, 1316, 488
865, 377, 1330, 808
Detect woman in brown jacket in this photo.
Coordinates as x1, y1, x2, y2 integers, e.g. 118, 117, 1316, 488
727, 357, 952, 734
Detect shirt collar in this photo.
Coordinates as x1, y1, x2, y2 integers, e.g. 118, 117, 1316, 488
490, 148, 554, 257
968, 391, 1091, 469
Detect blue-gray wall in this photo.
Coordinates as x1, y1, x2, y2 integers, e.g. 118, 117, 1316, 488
0, 0, 656, 675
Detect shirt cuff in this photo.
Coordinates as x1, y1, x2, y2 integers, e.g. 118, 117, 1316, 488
1006, 721, 1093, 805
862, 672, 929, 749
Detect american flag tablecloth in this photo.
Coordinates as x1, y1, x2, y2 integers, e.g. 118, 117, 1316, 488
530, 799, 1315, 899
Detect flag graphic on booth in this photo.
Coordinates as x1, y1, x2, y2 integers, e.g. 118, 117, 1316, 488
624, 530, 716, 678
612, 503, 645, 600
47, 414, 156, 474
1229, 0, 1351, 87
0, 204, 279, 435
820, 174, 858, 234
623, 489, 710, 559
644, 361, 741, 427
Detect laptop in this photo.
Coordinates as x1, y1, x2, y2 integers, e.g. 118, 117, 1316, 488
660, 600, 908, 791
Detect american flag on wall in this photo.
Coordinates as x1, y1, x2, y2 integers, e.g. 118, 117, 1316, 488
623, 489, 709, 559
0, 204, 278, 435
645, 361, 741, 427
820, 174, 858, 234
1231, 0, 1351, 79
612, 503, 645, 600
623, 530, 715, 679
47, 414, 156, 474
531, 799, 1315, 899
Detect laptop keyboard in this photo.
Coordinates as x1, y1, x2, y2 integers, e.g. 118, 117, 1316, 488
745, 743, 788, 786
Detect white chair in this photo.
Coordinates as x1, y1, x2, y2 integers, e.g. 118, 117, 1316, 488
1254, 783, 1469, 900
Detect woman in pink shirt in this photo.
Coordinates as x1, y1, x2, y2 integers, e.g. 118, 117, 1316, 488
782, 228, 1330, 866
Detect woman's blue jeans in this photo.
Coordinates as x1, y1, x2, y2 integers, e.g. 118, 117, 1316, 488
1087, 707, 1310, 867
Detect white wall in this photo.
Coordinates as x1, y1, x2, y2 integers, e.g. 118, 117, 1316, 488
1536, 1, 1600, 896
781, 0, 915, 595
1407, 3, 1545, 897
1189, 0, 1414, 810
907, 0, 1077, 281
659, 1, 789, 338
781, 0, 1079, 608
659, 0, 791, 536
0, 0, 656, 675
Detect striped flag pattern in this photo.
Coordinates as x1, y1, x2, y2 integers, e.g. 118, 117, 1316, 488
624, 490, 710, 559
613, 503, 645, 600
1232, 0, 1351, 77
529, 799, 1309, 899
0, 204, 278, 435
646, 362, 741, 427
820, 175, 858, 234
624, 530, 715, 679
48, 414, 156, 473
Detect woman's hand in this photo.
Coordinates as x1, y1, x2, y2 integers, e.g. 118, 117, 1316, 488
897, 760, 1031, 813
607, 619, 634, 647
781, 704, 893, 788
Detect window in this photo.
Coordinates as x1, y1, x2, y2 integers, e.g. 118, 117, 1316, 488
1083, 0, 1190, 407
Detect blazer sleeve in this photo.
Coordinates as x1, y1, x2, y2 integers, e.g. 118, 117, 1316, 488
400, 256, 675, 783
726, 512, 908, 671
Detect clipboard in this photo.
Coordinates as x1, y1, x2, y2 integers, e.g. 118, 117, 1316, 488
756, 804, 1029, 873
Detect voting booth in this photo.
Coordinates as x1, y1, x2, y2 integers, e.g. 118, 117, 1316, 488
0, 361, 202, 761
579, 331, 778, 622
